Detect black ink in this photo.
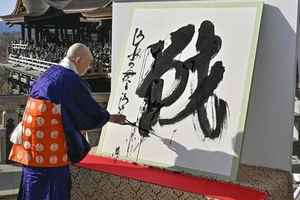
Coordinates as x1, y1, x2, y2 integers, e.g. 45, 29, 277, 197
136, 24, 194, 137
129, 62, 135, 68
122, 69, 137, 90
159, 61, 225, 124
128, 28, 145, 61
115, 146, 120, 157
112, 146, 121, 163
123, 119, 151, 135
118, 28, 145, 115
118, 93, 129, 114
136, 21, 229, 140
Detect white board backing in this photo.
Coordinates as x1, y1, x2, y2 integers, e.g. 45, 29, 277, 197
100, 1, 263, 181
109, 0, 298, 172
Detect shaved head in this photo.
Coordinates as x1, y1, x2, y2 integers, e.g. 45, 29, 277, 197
66, 43, 92, 76
66, 43, 92, 60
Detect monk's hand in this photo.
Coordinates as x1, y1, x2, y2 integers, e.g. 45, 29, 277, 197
81, 131, 87, 136
109, 114, 126, 124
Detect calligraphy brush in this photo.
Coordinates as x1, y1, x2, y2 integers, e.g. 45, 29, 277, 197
122, 119, 149, 133
122, 119, 163, 139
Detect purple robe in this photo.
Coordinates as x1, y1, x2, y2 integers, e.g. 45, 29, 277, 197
18, 65, 110, 200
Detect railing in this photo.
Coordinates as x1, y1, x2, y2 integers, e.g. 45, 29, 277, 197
20, 56, 57, 67
12, 43, 28, 50
8, 54, 53, 73
7, 54, 111, 76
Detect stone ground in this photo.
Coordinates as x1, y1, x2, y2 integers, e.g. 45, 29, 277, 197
0, 162, 21, 200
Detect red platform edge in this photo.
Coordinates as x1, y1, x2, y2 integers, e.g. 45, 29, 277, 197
75, 154, 269, 200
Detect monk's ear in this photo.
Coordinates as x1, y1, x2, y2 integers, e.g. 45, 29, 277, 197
75, 57, 81, 64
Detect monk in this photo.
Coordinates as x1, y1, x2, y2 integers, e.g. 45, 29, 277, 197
9, 43, 126, 200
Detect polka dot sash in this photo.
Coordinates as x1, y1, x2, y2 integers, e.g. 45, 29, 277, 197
9, 97, 69, 167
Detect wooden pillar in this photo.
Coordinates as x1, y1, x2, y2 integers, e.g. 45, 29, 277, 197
40, 27, 44, 42
97, 29, 100, 43
109, 30, 112, 44
87, 25, 91, 43
55, 25, 59, 40
21, 25, 25, 41
28, 27, 32, 41
77, 27, 81, 42
72, 29, 76, 43
60, 27, 64, 41
35, 26, 39, 44
64, 28, 67, 42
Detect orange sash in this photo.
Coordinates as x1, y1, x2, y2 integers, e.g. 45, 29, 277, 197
9, 97, 69, 167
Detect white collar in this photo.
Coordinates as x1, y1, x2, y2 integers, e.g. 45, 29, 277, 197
59, 57, 78, 74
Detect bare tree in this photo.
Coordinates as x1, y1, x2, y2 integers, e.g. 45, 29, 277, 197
0, 31, 20, 94
0, 31, 20, 62
0, 68, 10, 93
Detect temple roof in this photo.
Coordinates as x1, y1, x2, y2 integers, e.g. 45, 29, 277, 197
81, 7, 112, 19
0, 0, 50, 23
41, 0, 72, 10
12, 0, 27, 15
63, 0, 110, 13
23, 0, 50, 16
0, 12, 27, 23
0, 0, 112, 24
0, 0, 28, 23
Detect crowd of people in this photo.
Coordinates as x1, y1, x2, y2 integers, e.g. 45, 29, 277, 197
10, 39, 112, 67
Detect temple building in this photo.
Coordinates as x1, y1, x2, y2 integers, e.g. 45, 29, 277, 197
0, 0, 113, 93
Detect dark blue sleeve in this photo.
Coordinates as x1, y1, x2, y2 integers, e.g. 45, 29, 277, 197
60, 71, 110, 164
62, 76, 110, 131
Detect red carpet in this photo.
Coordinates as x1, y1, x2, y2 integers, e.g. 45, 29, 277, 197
76, 154, 269, 200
